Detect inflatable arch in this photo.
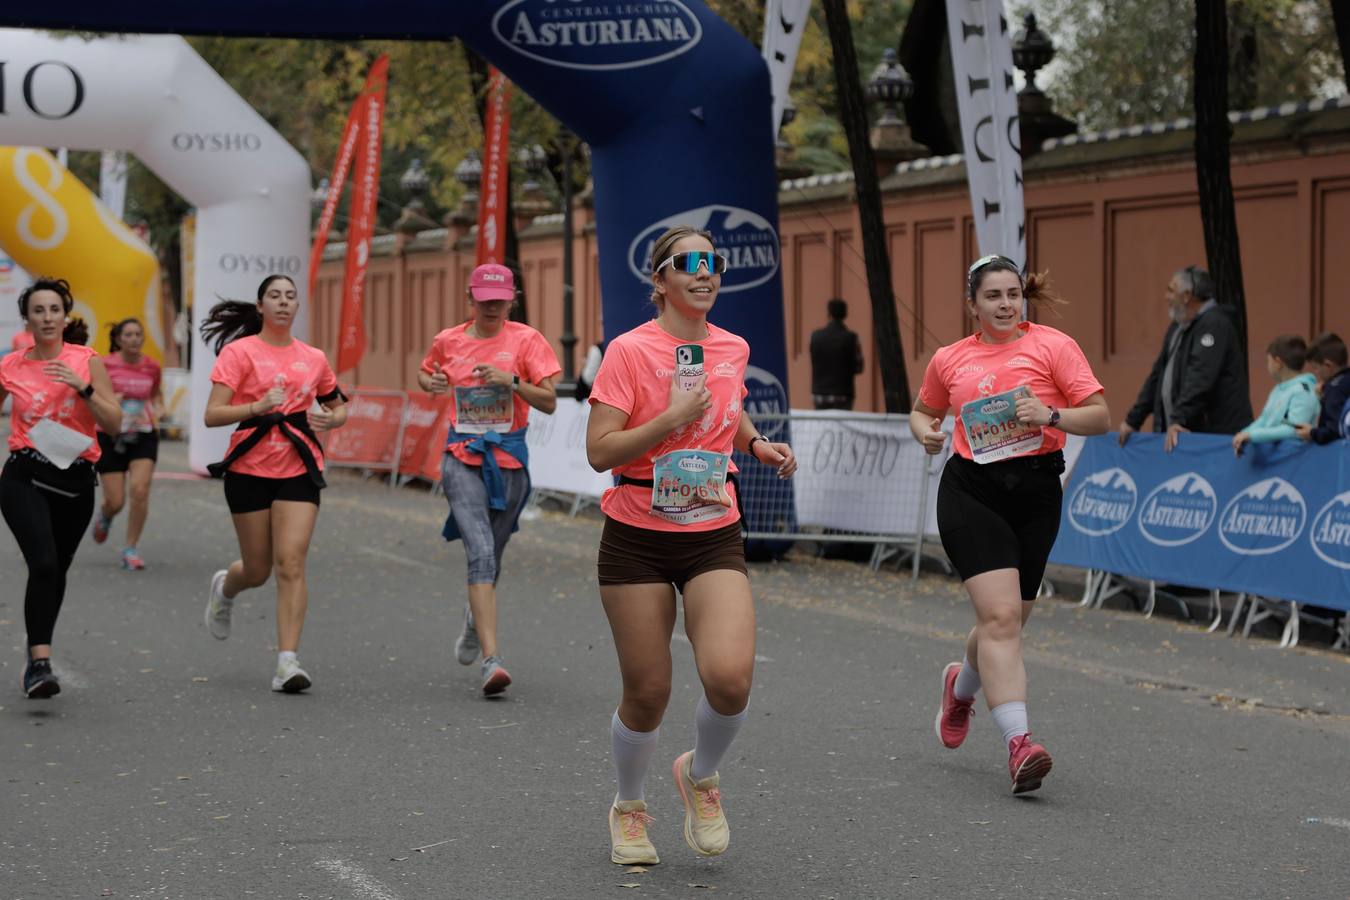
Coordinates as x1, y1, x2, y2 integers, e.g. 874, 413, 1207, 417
0, 6, 790, 507
0, 147, 163, 363
0, 29, 310, 473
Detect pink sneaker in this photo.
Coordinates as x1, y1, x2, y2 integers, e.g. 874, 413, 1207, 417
934, 662, 975, 749
92, 512, 111, 544
1008, 734, 1053, 794
121, 547, 145, 571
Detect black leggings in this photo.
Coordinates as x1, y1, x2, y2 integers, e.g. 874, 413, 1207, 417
1, 462, 95, 647
936, 453, 1064, 601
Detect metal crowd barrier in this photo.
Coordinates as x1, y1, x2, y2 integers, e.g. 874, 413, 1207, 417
322, 388, 409, 489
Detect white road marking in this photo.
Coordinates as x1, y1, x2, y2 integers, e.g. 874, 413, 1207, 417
357, 546, 439, 570
671, 631, 772, 663
1305, 816, 1350, 831
314, 858, 403, 900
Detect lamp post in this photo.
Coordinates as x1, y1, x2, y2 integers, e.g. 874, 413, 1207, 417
556, 127, 580, 383
394, 158, 433, 237
865, 47, 927, 175
1011, 13, 1076, 155
454, 151, 482, 219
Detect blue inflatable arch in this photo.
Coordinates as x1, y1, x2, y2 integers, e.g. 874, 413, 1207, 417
0, 2, 791, 426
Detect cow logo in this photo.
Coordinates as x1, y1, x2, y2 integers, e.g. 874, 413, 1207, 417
1199, 333, 1215, 348
1310, 490, 1350, 570
1137, 473, 1217, 547
492, 0, 703, 71
1218, 477, 1306, 555
629, 205, 779, 294
1067, 467, 1137, 536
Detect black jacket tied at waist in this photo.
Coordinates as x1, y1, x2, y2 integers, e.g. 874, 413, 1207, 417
208, 411, 327, 488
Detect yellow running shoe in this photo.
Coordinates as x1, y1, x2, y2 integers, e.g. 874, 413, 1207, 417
609, 799, 660, 865
672, 750, 729, 856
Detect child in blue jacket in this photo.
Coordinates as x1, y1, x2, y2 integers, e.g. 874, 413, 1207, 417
1232, 335, 1319, 457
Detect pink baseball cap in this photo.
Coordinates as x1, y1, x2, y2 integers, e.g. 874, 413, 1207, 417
469, 263, 515, 301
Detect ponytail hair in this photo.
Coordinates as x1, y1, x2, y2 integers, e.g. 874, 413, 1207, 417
199, 274, 294, 354
1023, 270, 1068, 314
63, 316, 89, 346
108, 317, 141, 353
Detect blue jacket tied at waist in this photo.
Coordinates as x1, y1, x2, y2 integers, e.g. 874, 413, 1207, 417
441, 425, 530, 542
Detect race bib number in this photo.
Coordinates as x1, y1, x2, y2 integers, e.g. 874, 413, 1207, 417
120, 399, 152, 434
454, 384, 513, 435
650, 449, 734, 525
960, 385, 1044, 464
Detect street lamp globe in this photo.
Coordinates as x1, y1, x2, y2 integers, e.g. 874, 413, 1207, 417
866, 47, 914, 125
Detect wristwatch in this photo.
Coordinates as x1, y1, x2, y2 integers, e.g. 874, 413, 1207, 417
511, 374, 521, 391
1046, 406, 1061, 428
79, 383, 95, 399
748, 435, 767, 456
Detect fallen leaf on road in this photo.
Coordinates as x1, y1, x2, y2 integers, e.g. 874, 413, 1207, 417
140, 668, 155, 674
687, 885, 716, 890
390, 856, 409, 862
192, 677, 209, 683
624, 867, 648, 874
968, 821, 992, 825
618, 883, 642, 889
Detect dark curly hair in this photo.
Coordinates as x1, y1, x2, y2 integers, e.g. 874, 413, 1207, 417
17, 277, 88, 343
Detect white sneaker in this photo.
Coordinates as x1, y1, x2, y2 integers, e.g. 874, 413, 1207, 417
271, 657, 312, 693
205, 570, 233, 640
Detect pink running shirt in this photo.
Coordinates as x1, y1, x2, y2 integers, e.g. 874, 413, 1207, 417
11, 330, 34, 353
589, 320, 749, 532
101, 353, 162, 433
420, 321, 562, 470
918, 322, 1104, 461
0, 342, 101, 463
210, 335, 339, 479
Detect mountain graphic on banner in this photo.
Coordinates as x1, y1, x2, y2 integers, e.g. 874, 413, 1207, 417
1154, 474, 1215, 499
1241, 478, 1301, 503
1086, 468, 1133, 490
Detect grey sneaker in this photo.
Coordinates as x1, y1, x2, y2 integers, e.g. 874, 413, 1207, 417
271, 657, 312, 693
205, 569, 233, 640
480, 655, 511, 696
455, 604, 480, 666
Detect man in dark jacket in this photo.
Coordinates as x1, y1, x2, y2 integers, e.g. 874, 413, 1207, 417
1119, 265, 1253, 451
1296, 332, 1350, 444
809, 298, 864, 410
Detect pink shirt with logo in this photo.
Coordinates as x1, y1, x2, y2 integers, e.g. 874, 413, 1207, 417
419, 321, 561, 470
589, 320, 749, 532
101, 353, 162, 433
0, 342, 101, 463
918, 322, 1104, 461
210, 335, 338, 479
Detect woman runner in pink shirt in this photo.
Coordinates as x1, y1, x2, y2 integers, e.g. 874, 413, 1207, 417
912, 255, 1109, 794
91, 318, 164, 570
200, 275, 348, 694
586, 226, 796, 865
0, 277, 122, 698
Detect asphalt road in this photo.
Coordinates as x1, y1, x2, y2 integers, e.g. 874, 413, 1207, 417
2, 441, 1347, 900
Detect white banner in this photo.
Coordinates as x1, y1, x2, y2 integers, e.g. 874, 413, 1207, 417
945, 0, 1025, 270
99, 150, 128, 220
527, 401, 613, 499
761, 0, 813, 137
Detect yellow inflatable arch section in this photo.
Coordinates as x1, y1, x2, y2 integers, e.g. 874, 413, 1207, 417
0, 147, 163, 361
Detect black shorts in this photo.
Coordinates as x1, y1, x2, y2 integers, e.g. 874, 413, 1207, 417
95, 432, 159, 473
223, 471, 322, 514
598, 516, 747, 592
936, 452, 1064, 601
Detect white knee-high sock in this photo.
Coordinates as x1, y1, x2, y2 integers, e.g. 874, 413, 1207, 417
953, 654, 981, 700
990, 701, 1029, 747
611, 711, 660, 802
691, 696, 747, 781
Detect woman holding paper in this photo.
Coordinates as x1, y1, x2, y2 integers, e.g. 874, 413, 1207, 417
0, 277, 121, 698
910, 255, 1108, 795
417, 263, 560, 697
200, 274, 348, 694
585, 226, 796, 866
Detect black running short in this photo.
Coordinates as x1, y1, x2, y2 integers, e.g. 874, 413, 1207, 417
598, 516, 747, 592
223, 471, 321, 514
95, 431, 159, 473
935, 451, 1064, 601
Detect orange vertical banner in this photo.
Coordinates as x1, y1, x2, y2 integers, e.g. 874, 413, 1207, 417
308, 93, 365, 299
337, 54, 389, 375
475, 67, 512, 266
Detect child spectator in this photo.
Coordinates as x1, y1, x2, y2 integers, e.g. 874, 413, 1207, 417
1232, 335, 1319, 456
1294, 332, 1350, 444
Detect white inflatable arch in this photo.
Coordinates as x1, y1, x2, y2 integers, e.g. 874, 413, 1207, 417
0, 29, 310, 472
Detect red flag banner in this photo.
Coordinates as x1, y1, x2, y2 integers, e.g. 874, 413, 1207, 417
475, 67, 512, 266
307, 94, 365, 299
337, 54, 389, 375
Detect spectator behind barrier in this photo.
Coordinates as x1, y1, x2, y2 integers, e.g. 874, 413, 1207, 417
1232, 334, 1318, 457
1119, 265, 1253, 452
1295, 332, 1350, 445
809, 298, 864, 410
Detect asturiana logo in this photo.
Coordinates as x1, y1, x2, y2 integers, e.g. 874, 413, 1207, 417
1067, 467, 1137, 536
492, 0, 703, 71
1310, 490, 1350, 570
980, 399, 1010, 415
629, 205, 780, 293
678, 456, 709, 473
743, 364, 788, 441
1218, 477, 1306, 555
1137, 473, 1217, 547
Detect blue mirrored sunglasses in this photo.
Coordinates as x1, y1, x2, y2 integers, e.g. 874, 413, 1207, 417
656, 251, 729, 276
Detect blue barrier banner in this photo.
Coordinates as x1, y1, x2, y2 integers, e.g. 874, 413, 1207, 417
1050, 433, 1350, 612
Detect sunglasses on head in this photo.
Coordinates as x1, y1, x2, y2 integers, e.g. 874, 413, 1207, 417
967, 254, 1020, 277
656, 251, 729, 276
